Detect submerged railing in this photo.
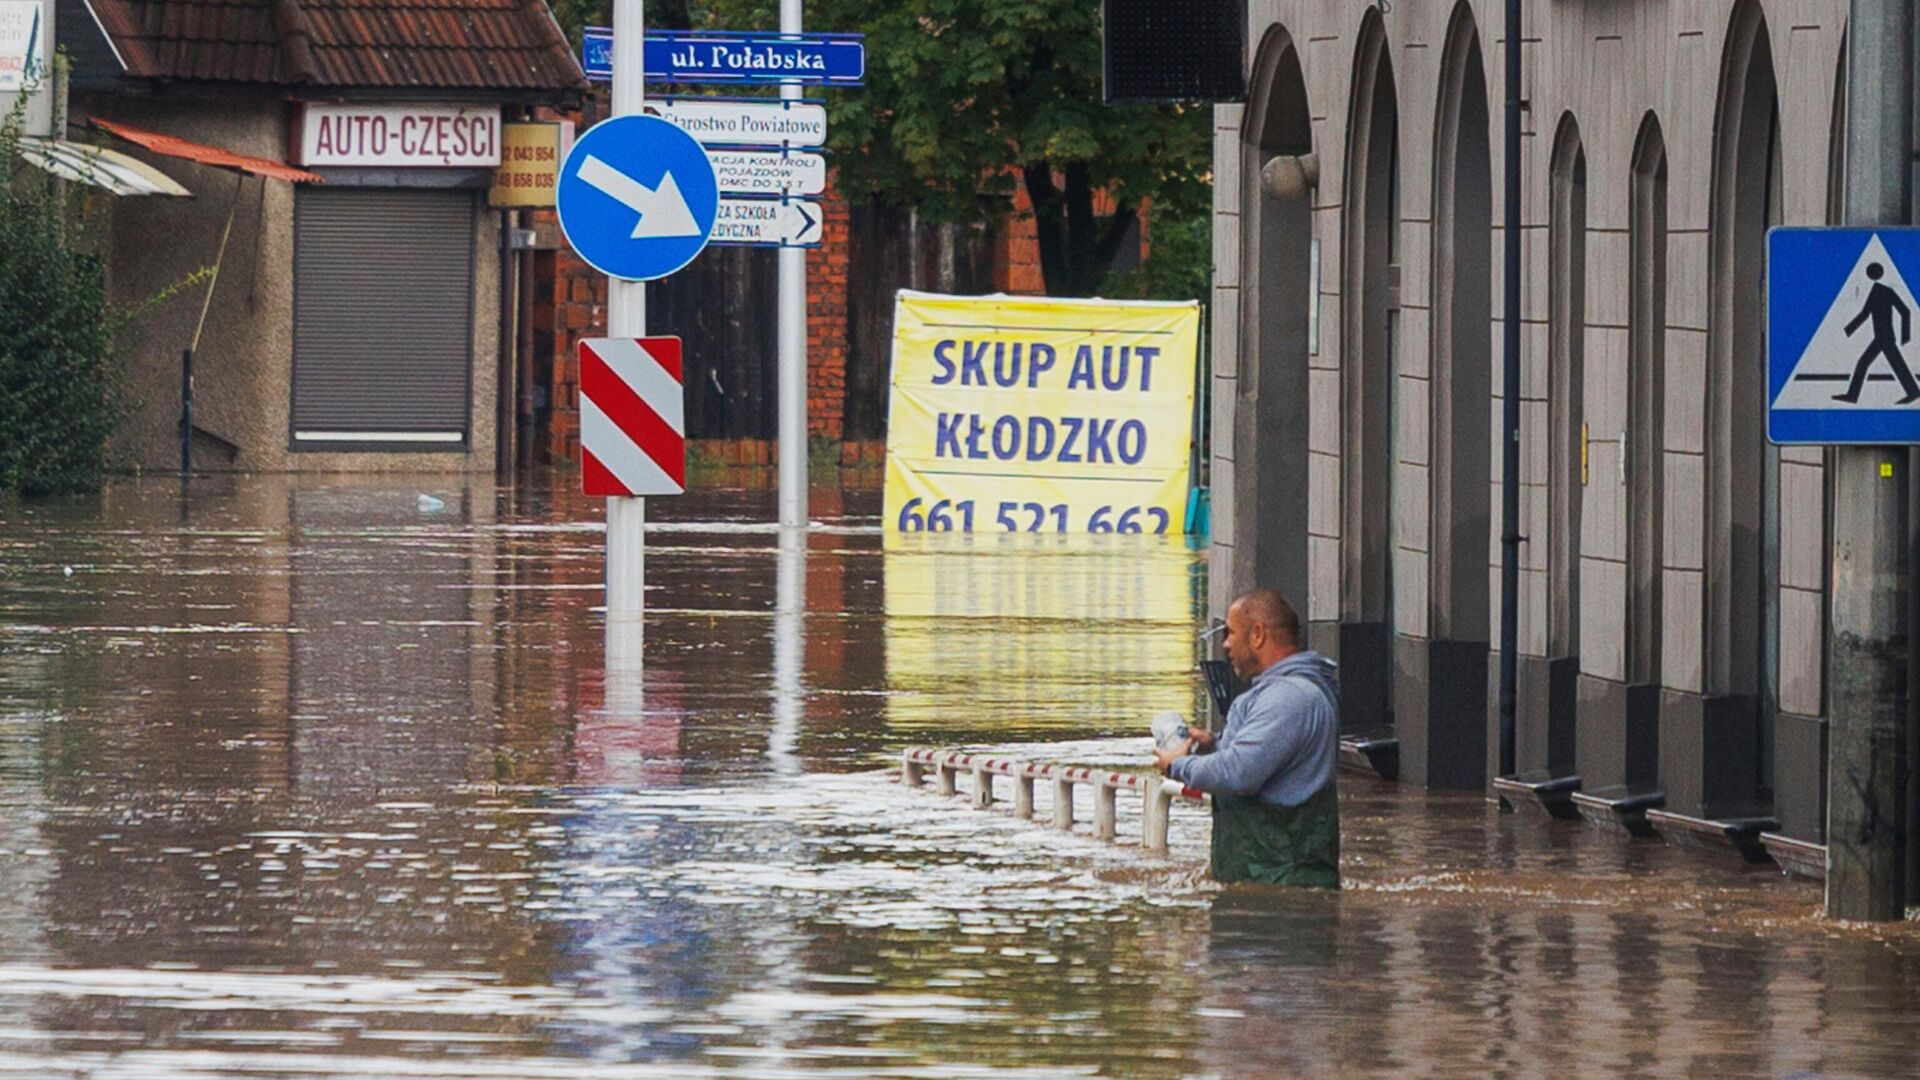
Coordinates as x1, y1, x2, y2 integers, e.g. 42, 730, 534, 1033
900, 748, 1203, 853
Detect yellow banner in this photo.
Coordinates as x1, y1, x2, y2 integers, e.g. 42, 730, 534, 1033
883, 291, 1200, 535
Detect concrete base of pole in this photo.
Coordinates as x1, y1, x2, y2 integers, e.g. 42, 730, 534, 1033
1826, 447, 1910, 920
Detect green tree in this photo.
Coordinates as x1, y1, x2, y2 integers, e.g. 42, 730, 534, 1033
551, 0, 1212, 298
0, 127, 121, 495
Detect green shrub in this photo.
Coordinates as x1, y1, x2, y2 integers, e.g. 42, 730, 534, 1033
0, 128, 120, 495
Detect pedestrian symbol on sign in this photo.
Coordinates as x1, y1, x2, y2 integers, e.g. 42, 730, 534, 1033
1833, 262, 1917, 404
1769, 229, 1920, 443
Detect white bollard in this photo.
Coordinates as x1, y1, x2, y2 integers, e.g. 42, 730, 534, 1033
1052, 776, 1075, 829
937, 759, 958, 797
1013, 773, 1034, 819
902, 754, 924, 787
1143, 781, 1176, 852
972, 762, 993, 808
1095, 783, 1117, 841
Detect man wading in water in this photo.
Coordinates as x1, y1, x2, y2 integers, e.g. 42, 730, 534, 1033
1151, 588, 1340, 888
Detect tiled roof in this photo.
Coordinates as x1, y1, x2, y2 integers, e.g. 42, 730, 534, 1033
83, 0, 587, 92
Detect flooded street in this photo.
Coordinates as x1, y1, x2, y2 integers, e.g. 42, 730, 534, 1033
3, 474, 1920, 1078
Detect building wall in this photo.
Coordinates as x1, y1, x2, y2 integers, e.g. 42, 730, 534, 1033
1216, 0, 1841, 820
82, 91, 502, 474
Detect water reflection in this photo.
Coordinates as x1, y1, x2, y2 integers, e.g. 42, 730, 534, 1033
1, 473, 1919, 1076
881, 531, 1207, 743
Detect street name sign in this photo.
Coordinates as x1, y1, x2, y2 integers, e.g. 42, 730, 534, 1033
584, 28, 864, 85
640, 98, 828, 148
557, 114, 719, 282
707, 148, 827, 197
710, 198, 824, 248
580, 337, 686, 497
1769, 227, 1920, 444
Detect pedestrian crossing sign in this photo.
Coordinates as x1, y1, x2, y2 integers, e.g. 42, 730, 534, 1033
1770, 227, 1920, 444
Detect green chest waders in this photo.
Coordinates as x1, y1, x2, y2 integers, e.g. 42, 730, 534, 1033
1208, 781, 1340, 888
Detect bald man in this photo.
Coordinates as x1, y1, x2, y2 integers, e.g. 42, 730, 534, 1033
1152, 588, 1340, 888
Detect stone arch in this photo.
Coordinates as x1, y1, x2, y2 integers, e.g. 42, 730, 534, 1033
1684, 0, 1781, 817
1627, 112, 1667, 697
1337, 9, 1400, 737
1547, 113, 1587, 664
1231, 26, 1315, 612
1408, 0, 1492, 790
1430, 2, 1493, 645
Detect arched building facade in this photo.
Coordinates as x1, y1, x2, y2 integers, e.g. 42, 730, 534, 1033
1211, 0, 1843, 845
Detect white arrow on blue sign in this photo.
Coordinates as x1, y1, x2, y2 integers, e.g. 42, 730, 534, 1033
710, 198, 824, 248
557, 115, 719, 282
1769, 227, 1920, 444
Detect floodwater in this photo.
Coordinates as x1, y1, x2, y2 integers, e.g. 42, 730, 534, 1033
2, 474, 1920, 1079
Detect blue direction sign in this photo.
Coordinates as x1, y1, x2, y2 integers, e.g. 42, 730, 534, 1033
583, 29, 864, 85
1770, 227, 1920, 444
556, 115, 719, 282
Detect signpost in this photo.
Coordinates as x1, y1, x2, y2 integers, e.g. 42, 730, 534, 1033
583, 28, 864, 85
583, 16, 852, 532
641, 98, 827, 148
1768, 227, 1920, 445
711, 197, 823, 247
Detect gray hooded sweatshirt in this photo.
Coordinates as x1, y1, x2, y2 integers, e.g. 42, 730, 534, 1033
1168, 650, 1339, 806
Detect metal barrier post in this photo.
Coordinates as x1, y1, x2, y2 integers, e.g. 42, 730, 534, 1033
1095, 783, 1117, 840
971, 761, 994, 808
1052, 776, 1075, 829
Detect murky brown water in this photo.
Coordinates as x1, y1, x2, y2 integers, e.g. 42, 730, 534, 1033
2, 473, 1919, 1078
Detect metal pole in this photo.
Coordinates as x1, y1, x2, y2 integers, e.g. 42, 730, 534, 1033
1828, 0, 1912, 921
607, 0, 648, 669
1497, 0, 1522, 779
180, 348, 193, 476
777, 0, 809, 529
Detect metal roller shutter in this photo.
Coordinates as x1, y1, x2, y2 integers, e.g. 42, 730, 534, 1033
293, 188, 475, 445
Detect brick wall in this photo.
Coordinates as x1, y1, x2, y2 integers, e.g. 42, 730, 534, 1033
807, 174, 852, 441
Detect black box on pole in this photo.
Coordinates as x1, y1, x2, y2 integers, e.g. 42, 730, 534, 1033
1101, 0, 1246, 104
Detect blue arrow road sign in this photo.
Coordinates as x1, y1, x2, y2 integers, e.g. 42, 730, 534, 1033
583, 29, 864, 85
557, 115, 719, 282
1770, 227, 1920, 444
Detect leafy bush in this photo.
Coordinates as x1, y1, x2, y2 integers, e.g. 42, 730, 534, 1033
0, 127, 120, 495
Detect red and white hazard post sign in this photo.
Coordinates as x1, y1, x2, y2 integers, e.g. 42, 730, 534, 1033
579, 336, 686, 496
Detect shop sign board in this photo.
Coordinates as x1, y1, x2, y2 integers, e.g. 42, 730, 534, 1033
489, 121, 572, 208
0, 0, 48, 137
296, 104, 502, 168
0, 0, 43, 91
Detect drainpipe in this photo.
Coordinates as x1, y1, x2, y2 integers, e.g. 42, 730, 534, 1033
1827, 0, 1912, 921
497, 205, 517, 479
1498, 0, 1523, 779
